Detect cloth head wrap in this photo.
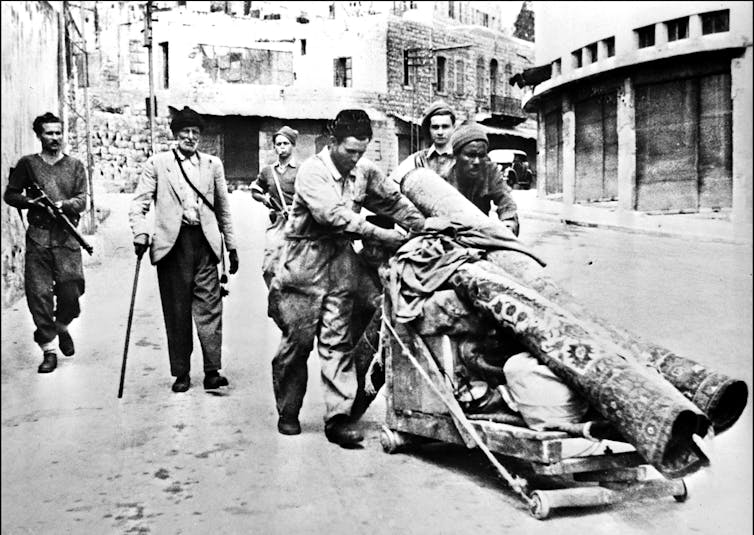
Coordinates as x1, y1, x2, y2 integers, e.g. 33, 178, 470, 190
420, 100, 456, 141
330, 109, 373, 140
450, 122, 488, 154
274, 126, 299, 145
170, 106, 205, 134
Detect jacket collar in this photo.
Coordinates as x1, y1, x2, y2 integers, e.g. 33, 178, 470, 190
427, 144, 453, 158
318, 148, 354, 182
275, 157, 297, 171
174, 148, 201, 163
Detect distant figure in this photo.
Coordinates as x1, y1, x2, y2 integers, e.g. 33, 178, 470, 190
4, 112, 88, 373
251, 125, 299, 288
389, 100, 457, 183
129, 106, 239, 393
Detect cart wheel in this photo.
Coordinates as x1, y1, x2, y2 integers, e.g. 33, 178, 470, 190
380, 426, 402, 454
673, 480, 688, 503
529, 491, 551, 520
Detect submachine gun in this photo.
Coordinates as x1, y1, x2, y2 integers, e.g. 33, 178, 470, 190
26, 181, 94, 256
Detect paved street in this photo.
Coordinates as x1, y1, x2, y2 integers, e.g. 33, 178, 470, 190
2, 191, 751, 534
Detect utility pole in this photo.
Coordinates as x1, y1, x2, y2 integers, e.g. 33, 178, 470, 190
80, 2, 96, 234
58, 2, 68, 142
145, 0, 156, 155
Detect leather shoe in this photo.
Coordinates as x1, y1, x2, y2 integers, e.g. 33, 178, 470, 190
325, 416, 364, 448
172, 375, 191, 393
38, 351, 57, 373
58, 331, 75, 356
203, 372, 229, 390
277, 417, 302, 435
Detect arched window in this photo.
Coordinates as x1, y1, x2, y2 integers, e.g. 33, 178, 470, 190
476, 56, 485, 99
504, 63, 512, 96
455, 58, 464, 95
436, 56, 447, 93
489, 59, 498, 97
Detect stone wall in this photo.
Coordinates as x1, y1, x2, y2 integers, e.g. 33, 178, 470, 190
66, 87, 175, 194
383, 15, 535, 124
63, 4, 535, 195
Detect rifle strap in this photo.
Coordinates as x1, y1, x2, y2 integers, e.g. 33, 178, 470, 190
270, 166, 289, 214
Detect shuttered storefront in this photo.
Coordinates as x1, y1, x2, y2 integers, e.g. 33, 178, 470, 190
574, 93, 618, 202
698, 72, 732, 209
544, 109, 563, 196
635, 71, 732, 212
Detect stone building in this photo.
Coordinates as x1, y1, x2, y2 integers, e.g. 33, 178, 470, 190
521, 1, 752, 229
1, 2, 64, 306
77, 0, 536, 191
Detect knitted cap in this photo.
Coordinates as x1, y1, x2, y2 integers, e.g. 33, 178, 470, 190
274, 126, 299, 145
421, 100, 456, 140
170, 106, 205, 133
450, 122, 488, 154
330, 109, 373, 140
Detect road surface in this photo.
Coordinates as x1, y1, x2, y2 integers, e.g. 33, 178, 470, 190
2, 191, 751, 534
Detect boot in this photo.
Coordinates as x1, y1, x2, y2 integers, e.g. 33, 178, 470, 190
172, 374, 191, 393
325, 415, 364, 448
58, 330, 75, 357
38, 351, 58, 374
203, 370, 229, 390
277, 416, 302, 435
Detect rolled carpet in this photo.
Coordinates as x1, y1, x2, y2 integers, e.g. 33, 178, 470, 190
401, 167, 748, 435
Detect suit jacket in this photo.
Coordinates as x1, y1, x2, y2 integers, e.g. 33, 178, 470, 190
129, 149, 237, 264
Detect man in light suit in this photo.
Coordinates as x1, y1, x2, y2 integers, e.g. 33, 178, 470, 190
129, 106, 239, 393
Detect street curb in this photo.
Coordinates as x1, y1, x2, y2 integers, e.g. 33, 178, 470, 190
520, 210, 751, 246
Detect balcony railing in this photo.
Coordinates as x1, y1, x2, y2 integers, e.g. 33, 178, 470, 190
490, 95, 527, 119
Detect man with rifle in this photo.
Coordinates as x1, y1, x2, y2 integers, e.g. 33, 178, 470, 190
251, 125, 299, 288
4, 112, 89, 373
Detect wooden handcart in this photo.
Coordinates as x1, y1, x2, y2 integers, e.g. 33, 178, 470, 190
377, 295, 689, 520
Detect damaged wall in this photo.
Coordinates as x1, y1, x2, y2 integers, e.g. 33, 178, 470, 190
1, 1, 61, 307
199, 44, 294, 85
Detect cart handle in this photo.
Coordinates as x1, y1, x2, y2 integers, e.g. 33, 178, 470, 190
383, 318, 535, 508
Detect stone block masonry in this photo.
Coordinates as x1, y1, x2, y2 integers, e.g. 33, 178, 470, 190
65, 92, 175, 194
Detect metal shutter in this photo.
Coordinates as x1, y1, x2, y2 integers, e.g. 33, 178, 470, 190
698, 72, 732, 209
575, 93, 618, 202
544, 110, 563, 195
635, 79, 699, 212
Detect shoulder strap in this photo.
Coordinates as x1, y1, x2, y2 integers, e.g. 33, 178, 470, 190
172, 149, 214, 213
414, 150, 428, 168
270, 166, 289, 213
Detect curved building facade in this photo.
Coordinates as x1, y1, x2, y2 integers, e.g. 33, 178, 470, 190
524, 1, 752, 226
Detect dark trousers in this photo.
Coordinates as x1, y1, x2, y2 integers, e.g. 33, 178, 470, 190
25, 237, 84, 345
156, 225, 223, 377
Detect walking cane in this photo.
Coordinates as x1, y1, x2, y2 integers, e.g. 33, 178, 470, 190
118, 252, 143, 398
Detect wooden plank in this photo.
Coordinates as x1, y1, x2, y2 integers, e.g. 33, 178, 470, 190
391, 411, 467, 445
531, 452, 646, 476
